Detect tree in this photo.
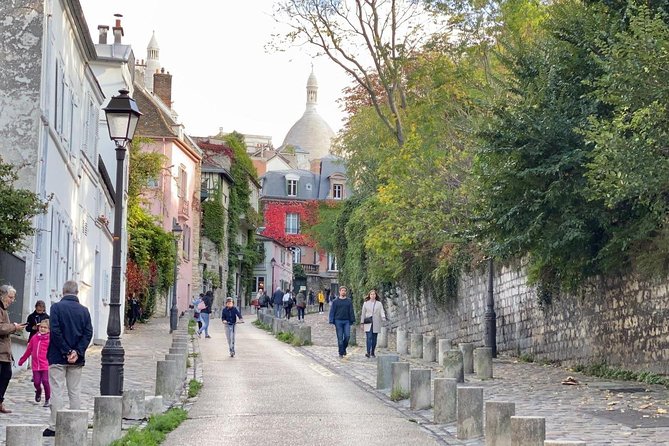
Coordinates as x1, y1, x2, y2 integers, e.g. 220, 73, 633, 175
273, 0, 450, 146
0, 158, 47, 253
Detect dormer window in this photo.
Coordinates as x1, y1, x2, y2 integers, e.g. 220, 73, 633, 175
333, 183, 343, 200
285, 173, 300, 197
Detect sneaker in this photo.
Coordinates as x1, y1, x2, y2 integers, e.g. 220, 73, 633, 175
231, 351, 235, 357
35, 390, 41, 402
365, 353, 370, 358
205, 335, 211, 339
43, 399, 50, 407
42, 428, 55, 437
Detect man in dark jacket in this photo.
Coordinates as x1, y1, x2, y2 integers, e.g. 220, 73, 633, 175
272, 286, 284, 319
43, 280, 93, 437
329, 286, 356, 359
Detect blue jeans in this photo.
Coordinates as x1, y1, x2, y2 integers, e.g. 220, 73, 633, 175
274, 304, 282, 318
297, 306, 305, 320
225, 323, 236, 352
198, 313, 210, 336
366, 330, 378, 356
334, 320, 351, 356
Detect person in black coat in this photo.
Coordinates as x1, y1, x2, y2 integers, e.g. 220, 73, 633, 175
26, 300, 49, 340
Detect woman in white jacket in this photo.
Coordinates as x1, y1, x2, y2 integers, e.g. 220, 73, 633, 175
360, 289, 386, 358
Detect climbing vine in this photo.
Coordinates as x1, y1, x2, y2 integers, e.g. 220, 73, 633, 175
201, 187, 226, 251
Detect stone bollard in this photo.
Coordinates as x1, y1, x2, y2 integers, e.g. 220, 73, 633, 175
485, 401, 515, 446
122, 389, 146, 420
92, 395, 123, 446
544, 442, 587, 446
378, 326, 388, 348
272, 317, 281, 334
423, 335, 436, 362
410, 369, 432, 410
145, 395, 164, 417
459, 343, 475, 374
296, 325, 312, 345
166, 353, 186, 382
391, 362, 411, 395
155, 359, 178, 401
443, 349, 464, 382
433, 378, 457, 424
55, 409, 88, 446
437, 339, 452, 365
410, 333, 423, 359
5, 425, 43, 446
474, 347, 493, 380
511, 417, 545, 446
349, 325, 357, 346
457, 387, 484, 440
377, 354, 400, 390
396, 328, 408, 355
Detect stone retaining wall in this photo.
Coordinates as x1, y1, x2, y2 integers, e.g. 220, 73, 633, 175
385, 259, 669, 373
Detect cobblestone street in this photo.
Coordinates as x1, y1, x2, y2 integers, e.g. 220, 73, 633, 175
298, 309, 669, 445
0, 317, 176, 445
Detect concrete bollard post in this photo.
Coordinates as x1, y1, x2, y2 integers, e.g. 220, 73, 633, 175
457, 387, 484, 440
443, 349, 464, 382
378, 326, 388, 348
433, 378, 457, 424
459, 343, 475, 374
410, 369, 432, 410
377, 354, 400, 390
55, 409, 88, 446
5, 425, 43, 446
166, 353, 186, 382
544, 442, 587, 446
349, 325, 357, 346
409, 333, 422, 358
474, 347, 494, 380
272, 317, 281, 334
485, 401, 515, 446
155, 360, 178, 401
396, 328, 408, 355
122, 389, 146, 420
296, 325, 312, 345
391, 362, 411, 395
92, 396, 123, 446
438, 339, 452, 366
511, 417, 545, 446
145, 395, 164, 417
423, 335, 436, 362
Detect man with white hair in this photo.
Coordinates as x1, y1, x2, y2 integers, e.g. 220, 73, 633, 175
43, 280, 93, 437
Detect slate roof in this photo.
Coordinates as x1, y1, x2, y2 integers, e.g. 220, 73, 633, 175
133, 85, 176, 138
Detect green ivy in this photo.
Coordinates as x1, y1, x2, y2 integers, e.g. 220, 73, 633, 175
201, 187, 226, 251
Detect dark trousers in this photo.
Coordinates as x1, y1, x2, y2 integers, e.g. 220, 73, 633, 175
297, 306, 305, 320
366, 330, 379, 356
0, 361, 12, 402
334, 319, 351, 356
284, 306, 292, 319
318, 302, 324, 312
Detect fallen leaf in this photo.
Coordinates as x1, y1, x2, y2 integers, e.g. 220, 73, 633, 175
639, 403, 653, 410
657, 408, 667, 414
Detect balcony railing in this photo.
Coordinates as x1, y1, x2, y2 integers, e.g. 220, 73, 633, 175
179, 198, 190, 217
300, 263, 319, 275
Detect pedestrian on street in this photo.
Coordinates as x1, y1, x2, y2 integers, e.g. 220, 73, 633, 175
296, 287, 307, 321
18, 319, 51, 406
360, 289, 386, 358
329, 286, 356, 359
126, 293, 141, 330
25, 300, 49, 340
198, 291, 214, 339
0, 285, 27, 413
317, 289, 325, 314
308, 289, 315, 306
43, 280, 93, 437
272, 286, 283, 318
191, 294, 203, 332
221, 297, 244, 357
283, 288, 293, 320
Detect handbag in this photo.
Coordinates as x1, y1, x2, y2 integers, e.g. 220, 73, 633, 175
197, 301, 206, 311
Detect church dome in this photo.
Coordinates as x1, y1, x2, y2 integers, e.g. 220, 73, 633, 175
281, 70, 334, 161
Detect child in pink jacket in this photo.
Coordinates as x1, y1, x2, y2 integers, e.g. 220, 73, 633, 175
18, 319, 50, 406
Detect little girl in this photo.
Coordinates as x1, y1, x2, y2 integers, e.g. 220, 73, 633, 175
18, 319, 51, 406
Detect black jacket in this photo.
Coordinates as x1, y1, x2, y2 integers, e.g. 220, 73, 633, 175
329, 297, 356, 324
26, 311, 50, 340
201, 295, 213, 314
47, 295, 93, 366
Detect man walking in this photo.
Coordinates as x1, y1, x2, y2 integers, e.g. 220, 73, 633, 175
43, 280, 93, 437
329, 286, 356, 359
272, 286, 284, 319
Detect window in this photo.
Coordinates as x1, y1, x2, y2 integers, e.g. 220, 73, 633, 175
252, 276, 265, 293
177, 165, 187, 198
281, 249, 286, 264
293, 247, 302, 264
313, 251, 318, 264
182, 224, 191, 260
285, 213, 300, 234
146, 175, 159, 188
287, 179, 298, 196
327, 253, 338, 271
333, 183, 343, 200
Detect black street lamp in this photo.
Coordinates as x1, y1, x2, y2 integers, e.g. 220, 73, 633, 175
270, 258, 276, 292
100, 89, 142, 396
170, 219, 183, 333
484, 258, 497, 357
236, 253, 243, 312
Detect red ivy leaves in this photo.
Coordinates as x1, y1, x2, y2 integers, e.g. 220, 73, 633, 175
261, 201, 319, 247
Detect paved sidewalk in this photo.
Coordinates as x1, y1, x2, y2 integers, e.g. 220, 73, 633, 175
298, 310, 669, 445
0, 316, 178, 445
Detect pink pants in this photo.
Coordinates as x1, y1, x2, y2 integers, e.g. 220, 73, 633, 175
33, 370, 51, 400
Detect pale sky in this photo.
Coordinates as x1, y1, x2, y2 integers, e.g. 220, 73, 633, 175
79, 0, 350, 145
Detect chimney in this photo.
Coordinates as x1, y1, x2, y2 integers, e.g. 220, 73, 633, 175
153, 67, 172, 107
112, 14, 124, 44
310, 159, 321, 174
97, 25, 109, 44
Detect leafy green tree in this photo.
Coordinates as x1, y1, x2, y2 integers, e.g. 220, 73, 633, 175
0, 158, 47, 252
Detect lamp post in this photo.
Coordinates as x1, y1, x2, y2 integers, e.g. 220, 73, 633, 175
170, 219, 183, 333
100, 89, 142, 396
236, 253, 243, 312
484, 258, 497, 357
270, 258, 276, 292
